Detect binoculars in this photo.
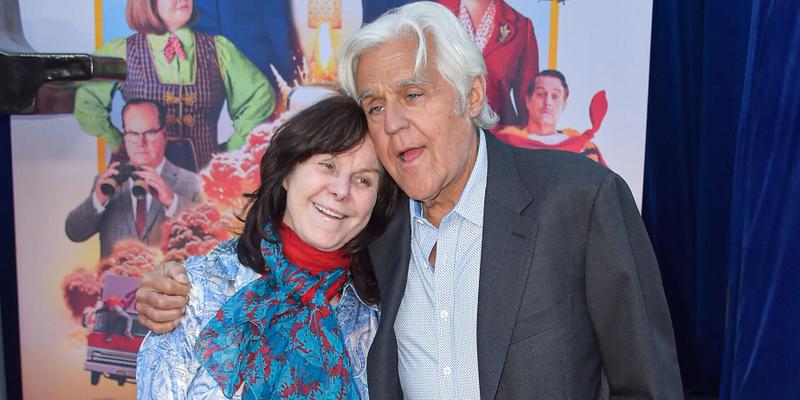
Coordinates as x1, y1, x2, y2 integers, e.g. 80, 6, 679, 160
99, 164, 149, 198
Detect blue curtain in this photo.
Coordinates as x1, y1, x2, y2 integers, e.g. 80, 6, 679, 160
647, 0, 800, 396
644, 0, 752, 394
720, 1, 800, 398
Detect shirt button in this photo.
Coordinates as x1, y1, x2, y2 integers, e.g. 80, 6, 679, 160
442, 366, 452, 376
439, 309, 449, 319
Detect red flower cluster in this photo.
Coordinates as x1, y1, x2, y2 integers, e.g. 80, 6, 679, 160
101, 239, 157, 278
161, 203, 230, 263
62, 267, 103, 320
199, 116, 288, 211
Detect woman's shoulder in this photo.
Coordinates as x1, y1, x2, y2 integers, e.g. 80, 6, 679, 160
185, 238, 241, 278
185, 237, 262, 305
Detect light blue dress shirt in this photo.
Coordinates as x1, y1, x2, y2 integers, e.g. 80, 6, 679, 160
136, 238, 379, 400
395, 131, 487, 399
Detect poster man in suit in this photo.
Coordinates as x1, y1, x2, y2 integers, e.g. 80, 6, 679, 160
66, 99, 203, 258
135, 2, 682, 398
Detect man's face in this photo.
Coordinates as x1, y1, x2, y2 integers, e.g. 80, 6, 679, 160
123, 103, 167, 168
355, 37, 483, 206
526, 75, 567, 132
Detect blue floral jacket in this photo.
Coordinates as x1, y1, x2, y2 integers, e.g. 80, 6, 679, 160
136, 239, 379, 399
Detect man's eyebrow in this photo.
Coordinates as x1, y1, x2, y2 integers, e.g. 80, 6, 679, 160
357, 90, 374, 104
357, 78, 430, 103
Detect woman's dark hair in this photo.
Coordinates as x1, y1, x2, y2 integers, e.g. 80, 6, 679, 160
237, 95, 399, 304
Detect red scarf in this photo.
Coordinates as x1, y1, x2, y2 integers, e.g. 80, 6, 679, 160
278, 221, 351, 303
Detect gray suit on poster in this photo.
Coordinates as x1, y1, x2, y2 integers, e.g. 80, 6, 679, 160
367, 134, 683, 399
65, 161, 202, 258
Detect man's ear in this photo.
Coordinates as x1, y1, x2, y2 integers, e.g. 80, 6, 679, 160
467, 75, 487, 119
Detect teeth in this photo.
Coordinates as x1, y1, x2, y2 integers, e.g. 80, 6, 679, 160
314, 203, 344, 219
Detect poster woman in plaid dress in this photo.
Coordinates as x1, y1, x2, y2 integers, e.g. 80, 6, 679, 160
74, 0, 275, 171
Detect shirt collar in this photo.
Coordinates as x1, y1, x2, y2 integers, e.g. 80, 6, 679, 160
148, 26, 194, 51
340, 281, 379, 312
154, 157, 166, 175
409, 130, 488, 227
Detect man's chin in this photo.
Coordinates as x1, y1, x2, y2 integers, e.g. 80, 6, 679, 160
398, 184, 439, 205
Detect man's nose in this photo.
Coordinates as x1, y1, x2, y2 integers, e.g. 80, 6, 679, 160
383, 103, 409, 135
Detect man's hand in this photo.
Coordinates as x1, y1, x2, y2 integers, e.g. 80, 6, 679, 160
93, 161, 121, 205
136, 165, 175, 207
136, 261, 190, 333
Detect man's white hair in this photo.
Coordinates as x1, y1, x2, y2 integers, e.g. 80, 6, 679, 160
338, 1, 499, 128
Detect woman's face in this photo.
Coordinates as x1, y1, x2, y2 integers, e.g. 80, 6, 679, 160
157, 0, 193, 32
282, 136, 382, 252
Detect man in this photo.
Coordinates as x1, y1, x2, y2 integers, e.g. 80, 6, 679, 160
498, 69, 607, 166
136, 2, 682, 398
66, 99, 202, 258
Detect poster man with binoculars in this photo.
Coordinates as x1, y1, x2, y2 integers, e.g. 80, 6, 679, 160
66, 99, 203, 258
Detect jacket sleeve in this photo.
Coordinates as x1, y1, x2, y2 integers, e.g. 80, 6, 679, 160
172, 169, 205, 212
584, 171, 683, 399
73, 38, 127, 150
136, 260, 209, 400
215, 35, 275, 150
64, 189, 104, 243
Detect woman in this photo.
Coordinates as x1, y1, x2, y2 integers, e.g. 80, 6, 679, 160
136, 96, 399, 399
74, 0, 275, 171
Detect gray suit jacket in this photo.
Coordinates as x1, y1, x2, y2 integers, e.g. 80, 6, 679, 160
367, 134, 683, 399
65, 160, 203, 258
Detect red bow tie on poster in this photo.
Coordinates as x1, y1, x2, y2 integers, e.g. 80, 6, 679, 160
164, 34, 187, 63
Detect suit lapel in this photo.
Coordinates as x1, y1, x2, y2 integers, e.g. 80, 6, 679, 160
478, 135, 538, 400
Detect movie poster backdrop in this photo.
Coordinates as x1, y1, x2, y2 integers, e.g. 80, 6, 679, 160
10, 0, 653, 398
